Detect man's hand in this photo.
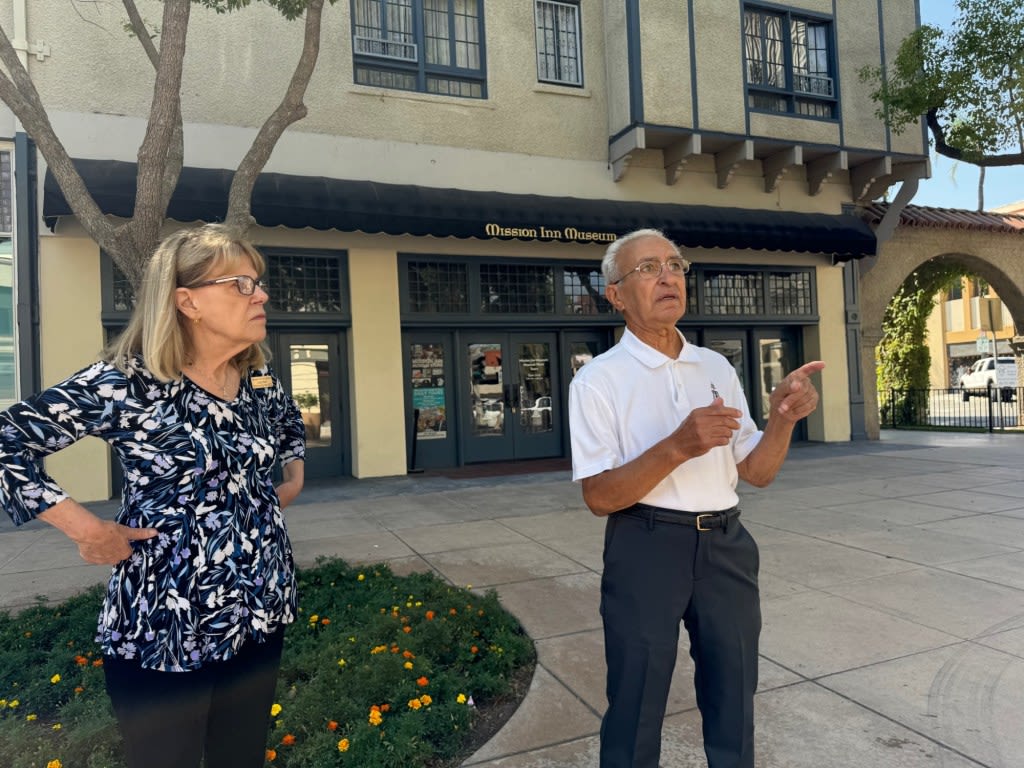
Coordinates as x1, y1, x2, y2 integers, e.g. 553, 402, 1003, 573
768, 361, 825, 423
669, 398, 742, 459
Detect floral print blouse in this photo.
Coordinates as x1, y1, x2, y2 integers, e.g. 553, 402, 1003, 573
0, 357, 306, 672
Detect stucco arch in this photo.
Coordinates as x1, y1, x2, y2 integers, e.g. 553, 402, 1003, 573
858, 223, 1024, 439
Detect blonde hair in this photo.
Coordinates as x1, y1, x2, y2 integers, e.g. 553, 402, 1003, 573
104, 224, 268, 381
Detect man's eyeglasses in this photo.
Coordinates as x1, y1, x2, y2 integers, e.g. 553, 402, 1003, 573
187, 275, 267, 296
612, 257, 690, 285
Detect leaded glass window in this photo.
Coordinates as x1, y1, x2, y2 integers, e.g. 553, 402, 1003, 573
563, 266, 610, 314
480, 263, 554, 313
406, 260, 470, 313
267, 253, 343, 313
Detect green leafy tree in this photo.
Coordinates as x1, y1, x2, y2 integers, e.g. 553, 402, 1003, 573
0, 0, 334, 288
860, 0, 1024, 173
877, 262, 968, 425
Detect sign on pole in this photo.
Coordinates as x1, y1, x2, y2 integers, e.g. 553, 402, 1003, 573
976, 333, 990, 354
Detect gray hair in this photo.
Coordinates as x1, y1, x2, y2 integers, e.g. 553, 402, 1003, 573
601, 228, 681, 283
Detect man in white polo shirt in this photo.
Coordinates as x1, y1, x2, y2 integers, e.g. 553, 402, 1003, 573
569, 229, 824, 768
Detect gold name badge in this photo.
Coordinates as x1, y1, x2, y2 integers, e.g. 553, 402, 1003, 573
251, 375, 273, 389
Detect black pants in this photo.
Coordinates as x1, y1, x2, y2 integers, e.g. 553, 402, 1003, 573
104, 629, 285, 768
600, 509, 761, 768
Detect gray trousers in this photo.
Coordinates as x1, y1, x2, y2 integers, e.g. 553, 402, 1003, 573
599, 507, 761, 768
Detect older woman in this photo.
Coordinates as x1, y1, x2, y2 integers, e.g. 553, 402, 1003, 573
0, 224, 306, 768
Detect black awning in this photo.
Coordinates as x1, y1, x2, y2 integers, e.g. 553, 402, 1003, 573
43, 159, 877, 258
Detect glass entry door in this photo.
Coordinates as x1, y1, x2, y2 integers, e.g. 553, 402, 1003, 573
463, 332, 561, 462
275, 333, 346, 478
698, 327, 803, 433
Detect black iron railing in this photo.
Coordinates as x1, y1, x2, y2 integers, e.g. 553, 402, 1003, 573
881, 384, 1022, 432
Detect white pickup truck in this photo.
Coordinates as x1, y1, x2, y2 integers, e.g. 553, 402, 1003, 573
959, 356, 1018, 401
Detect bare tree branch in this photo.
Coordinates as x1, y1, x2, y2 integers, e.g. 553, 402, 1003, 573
121, 0, 160, 67
127, 0, 190, 269
0, 24, 123, 255
224, 0, 325, 233
122, 0, 184, 220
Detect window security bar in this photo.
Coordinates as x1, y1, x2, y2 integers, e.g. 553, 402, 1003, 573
353, 35, 417, 62
793, 73, 834, 97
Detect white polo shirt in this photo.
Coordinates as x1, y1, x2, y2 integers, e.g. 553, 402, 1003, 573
569, 328, 762, 512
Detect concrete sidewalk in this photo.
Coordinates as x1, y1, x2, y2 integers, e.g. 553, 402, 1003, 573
2, 431, 1023, 767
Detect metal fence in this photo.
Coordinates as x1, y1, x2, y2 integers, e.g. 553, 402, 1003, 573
881, 384, 1022, 432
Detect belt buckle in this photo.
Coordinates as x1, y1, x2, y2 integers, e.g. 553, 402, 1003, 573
695, 514, 713, 532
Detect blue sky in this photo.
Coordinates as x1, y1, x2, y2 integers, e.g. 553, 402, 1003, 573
904, 1, 1022, 210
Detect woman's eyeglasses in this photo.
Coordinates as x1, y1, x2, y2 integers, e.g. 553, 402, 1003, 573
187, 275, 267, 295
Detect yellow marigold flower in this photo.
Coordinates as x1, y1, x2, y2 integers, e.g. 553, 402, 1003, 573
46, 761, 62, 768
403, 661, 414, 670
337, 738, 350, 752
50, 674, 61, 684
370, 645, 387, 655
0, 699, 5, 707
406, 601, 413, 608
26, 713, 37, 721
8, 700, 19, 708
368, 709, 383, 726
457, 693, 467, 704
337, 658, 346, 668
270, 703, 283, 717
308, 614, 319, 623
408, 698, 422, 710
415, 601, 422, 607
357, 573, 365, 581
52, 723, 62, 731
266, 748, 277, 762
419, 694, 432, 706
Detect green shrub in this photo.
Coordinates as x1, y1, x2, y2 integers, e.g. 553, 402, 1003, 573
0, 559, 535, 768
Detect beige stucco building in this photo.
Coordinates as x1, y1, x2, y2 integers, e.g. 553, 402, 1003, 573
1, 0, 928, 500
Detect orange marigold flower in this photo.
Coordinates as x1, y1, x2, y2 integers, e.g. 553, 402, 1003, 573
74, 655, 88, 666
408, 698, 422, 710
390, 644, 400, 652
92, 659, 104, 667
321, 618, 331, 626
370, 705, 381, 712
266, 749, 277, 762
416, 676, 429, 687
46, 761, 62, 768
74, 686, 84, 695
449, 608, 458, 616
380, 703, 391, 713
471, 645, 479, 654
369, 709, 383, 726
420, 694, 432, 706
403, 650, 415, 659
338, 738, 350, 752
327, 720, 338, 731
403, 626, 412, 634
425, 610, 435, 620
281, 734, 296, 746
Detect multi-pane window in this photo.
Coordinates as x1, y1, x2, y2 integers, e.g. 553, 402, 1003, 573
563, 266, 610, 314
744, 6, 836, 118
108, 251, 346, 315
267, 253, 344, 313
402, 257, 615, 317
406, 260, 470, 313
480, 264, 554, 313
535, 1, 582, 87
699, 268, 814, 317
352, 0, 486, 99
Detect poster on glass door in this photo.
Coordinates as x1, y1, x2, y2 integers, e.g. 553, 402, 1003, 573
410, 343, 447, 440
